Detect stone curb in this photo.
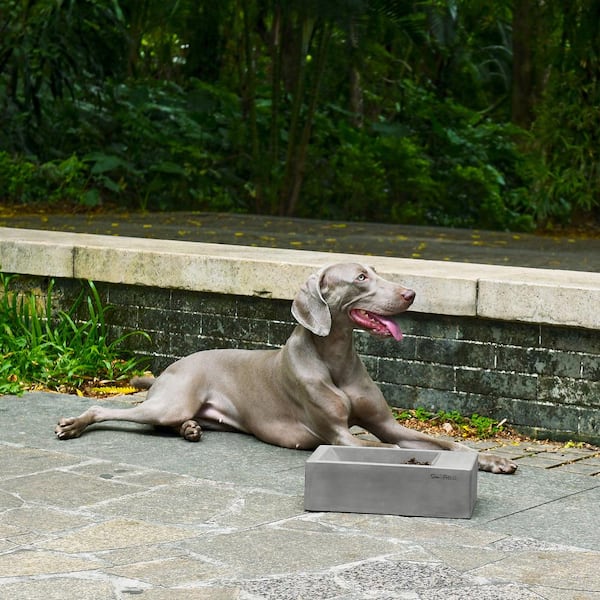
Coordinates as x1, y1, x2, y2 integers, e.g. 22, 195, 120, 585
2, 227, 599, 329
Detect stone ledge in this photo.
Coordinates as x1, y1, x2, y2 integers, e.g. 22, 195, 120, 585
1, 227, 599, 329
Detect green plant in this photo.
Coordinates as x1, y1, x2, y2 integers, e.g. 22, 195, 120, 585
392, 407, 507, 440
467, 413, 506, 438
0, 274, 150, 395
0, 152, 101, 206
414, 406, 437, 422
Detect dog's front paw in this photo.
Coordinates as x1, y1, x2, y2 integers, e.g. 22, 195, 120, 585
55, 417, 84, 440
478, 452, 518, 474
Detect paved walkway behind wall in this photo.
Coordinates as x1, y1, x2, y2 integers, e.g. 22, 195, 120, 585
0, 393, 599, 599
1, 209, 599, 272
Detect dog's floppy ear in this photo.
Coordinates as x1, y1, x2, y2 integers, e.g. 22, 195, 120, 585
291, 271, 331, 336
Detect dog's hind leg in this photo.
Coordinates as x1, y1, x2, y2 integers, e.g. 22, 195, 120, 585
55, 390, 203, 441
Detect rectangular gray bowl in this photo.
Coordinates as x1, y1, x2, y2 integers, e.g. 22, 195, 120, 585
305, 446, 478, 519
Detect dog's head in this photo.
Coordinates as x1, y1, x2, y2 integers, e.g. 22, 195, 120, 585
291, 263, 415, 338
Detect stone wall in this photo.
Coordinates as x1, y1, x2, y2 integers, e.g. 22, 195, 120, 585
44, 277, 599, 445
2, 227, 598, 445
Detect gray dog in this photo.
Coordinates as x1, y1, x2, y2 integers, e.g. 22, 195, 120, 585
55, 263, 517, 474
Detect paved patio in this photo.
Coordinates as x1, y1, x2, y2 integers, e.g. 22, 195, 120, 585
0, 392, 598, 599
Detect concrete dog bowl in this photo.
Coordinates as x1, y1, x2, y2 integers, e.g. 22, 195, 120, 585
304, 446, 478, 518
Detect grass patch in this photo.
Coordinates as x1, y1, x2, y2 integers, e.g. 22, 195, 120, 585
0, 273, 150, 395
393, 406, 507, 440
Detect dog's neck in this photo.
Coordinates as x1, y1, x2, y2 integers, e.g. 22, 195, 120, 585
298, 324, 359, 383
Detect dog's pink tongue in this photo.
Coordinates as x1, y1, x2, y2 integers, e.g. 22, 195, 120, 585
375, 314, 403, 341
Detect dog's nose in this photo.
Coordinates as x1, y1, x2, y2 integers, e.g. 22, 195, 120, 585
402, 289, 416, 303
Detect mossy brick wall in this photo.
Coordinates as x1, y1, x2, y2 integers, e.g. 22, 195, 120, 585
23, 276, 600, 445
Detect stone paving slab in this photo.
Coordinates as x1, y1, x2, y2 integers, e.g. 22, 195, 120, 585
0, 392, 599, 599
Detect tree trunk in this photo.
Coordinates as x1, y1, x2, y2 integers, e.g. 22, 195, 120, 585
240, 0, 262, 211
511, 0, 536, 128
267, 4, 283, 213
278, 15, 313, 215
283, 21, 332, 216
348, 20, 364, 128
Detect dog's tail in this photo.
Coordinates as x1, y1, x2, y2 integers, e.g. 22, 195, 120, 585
130, 375, 156, 390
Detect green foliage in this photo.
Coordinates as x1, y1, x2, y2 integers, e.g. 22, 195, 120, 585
0, 274, 150, 395
300, 86, 535, 230
392, 406, 507, 439
84, 80, 234, 210
0, 79, 245, 211
0, 0, 126, 160
532, 72, 600, 224
399, 86, 536, 230
0, 152, 96, 206
0, 0, 597, 229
